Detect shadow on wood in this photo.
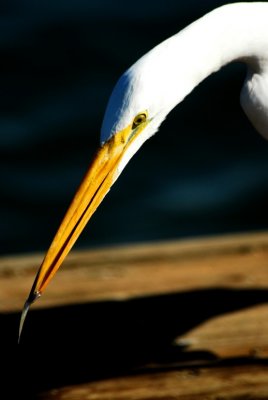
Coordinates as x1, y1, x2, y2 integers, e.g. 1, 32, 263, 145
2, 287, 268, 398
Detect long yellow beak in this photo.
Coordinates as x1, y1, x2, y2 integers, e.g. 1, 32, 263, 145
19, 122, 144, 340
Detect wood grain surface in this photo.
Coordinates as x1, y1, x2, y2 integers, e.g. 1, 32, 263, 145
2, 231, 268, 398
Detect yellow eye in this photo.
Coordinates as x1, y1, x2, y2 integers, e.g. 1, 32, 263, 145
132, 112, 148, 130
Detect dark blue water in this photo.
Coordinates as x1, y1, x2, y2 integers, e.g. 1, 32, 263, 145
1, 0, 268, 255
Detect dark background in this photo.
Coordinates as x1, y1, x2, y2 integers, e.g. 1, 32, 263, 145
2, 0, 268, 255
2, 2, 268, 399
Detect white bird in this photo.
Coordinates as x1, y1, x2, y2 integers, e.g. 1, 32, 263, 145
19, 2, 268, 339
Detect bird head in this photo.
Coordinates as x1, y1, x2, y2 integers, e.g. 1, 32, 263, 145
19, 54, 169, 339
101, 55, 171, 163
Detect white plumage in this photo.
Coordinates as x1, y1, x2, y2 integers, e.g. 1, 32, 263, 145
102, 3, 268, 145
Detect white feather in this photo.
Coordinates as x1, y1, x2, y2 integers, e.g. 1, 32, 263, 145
101, 2, 268, 148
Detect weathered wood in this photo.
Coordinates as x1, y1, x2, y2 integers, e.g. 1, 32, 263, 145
2, 231, 268, 312
177, 303, 268, 358
42, 364, 268, 400
2, 231, 268, 399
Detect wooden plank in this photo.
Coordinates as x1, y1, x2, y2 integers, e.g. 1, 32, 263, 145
177, 304, 268, 358
2, 231, 268, 312
41, 365, 268, 400
2, 232, 268, 399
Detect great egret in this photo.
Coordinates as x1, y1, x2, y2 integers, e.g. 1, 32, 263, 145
19, 2, 268, 339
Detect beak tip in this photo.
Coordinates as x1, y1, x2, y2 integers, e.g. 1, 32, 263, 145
18, 291, 41, 344
18, 300, 30, 344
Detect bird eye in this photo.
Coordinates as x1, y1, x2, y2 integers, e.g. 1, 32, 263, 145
132, 112, 147, 130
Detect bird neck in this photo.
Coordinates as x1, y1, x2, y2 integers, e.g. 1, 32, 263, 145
141, 2, 268, 114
